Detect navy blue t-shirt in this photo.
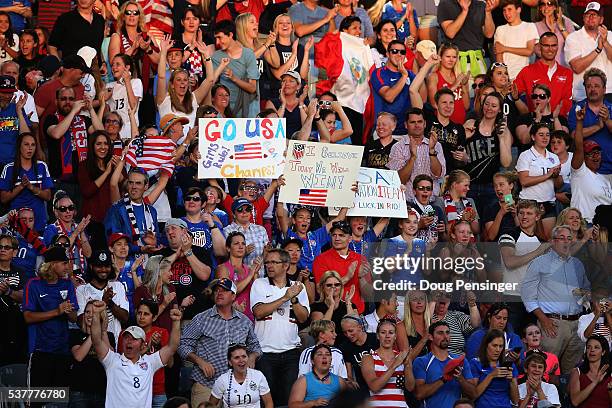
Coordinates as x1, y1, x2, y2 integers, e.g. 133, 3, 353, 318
468, 358, 518, 408
0, 103, 31, 164
371, 66, 416, 135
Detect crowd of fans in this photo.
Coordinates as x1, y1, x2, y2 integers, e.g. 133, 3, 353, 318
0, 0, 610, 407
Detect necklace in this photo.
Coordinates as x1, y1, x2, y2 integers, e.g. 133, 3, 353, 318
312, 370, 331, 383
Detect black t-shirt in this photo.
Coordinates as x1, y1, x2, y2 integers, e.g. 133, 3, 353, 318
260, 42, 305, 101
362, 138, 397, 169
425, 112, 467, 172
310, 301, 356, 346
464, 123, 502, 185
43, 114, 92, 180
48, 10, 105, 61
437, 0, 486, 51
69, 329, 116, 393
482, 201, 517, 241
0, 265, 26, 346
153, 246, 214, 319
269, 97, 308, 138
339, 332, 379, 394
258, 2, 293, 34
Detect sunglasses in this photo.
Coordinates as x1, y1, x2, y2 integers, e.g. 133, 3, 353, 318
389, 48, 406, 55
56, 205, 75, 212
56, 242, 70, 248
530, 94, 548, 100
491, 62, 508, 69
325, 283, 342, 288
0, 245, 15, 250
472, 82, 486, 89
105, 119, 120, 125
125, 10, 140, 15
539, 1, 554, 6
235, 206, 252, 213
184, 195, 202, 202
204, 108, 218, 115
416, 186, 433, 191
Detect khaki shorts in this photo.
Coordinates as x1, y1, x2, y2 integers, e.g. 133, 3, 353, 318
418, 14, 438, 28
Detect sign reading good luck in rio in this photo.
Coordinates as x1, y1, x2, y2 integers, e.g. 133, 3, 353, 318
197, 118, 286, 179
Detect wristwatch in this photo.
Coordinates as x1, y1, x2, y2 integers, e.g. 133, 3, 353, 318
291, 297, 299, 304
209, 224, 218, 230
184, 249, 193, 257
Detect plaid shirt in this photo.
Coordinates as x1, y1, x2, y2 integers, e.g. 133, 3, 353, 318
223, 222, 269, 267
178, 306, 261, 387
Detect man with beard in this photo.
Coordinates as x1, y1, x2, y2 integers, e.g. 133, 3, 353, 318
43, 85, 103, 200
179, 278, 262, 408
413, 321, 475, 408
76, 249, 129, 344
0, 75, 31, 166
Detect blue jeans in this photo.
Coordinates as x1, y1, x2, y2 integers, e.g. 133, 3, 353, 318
152, 394, 167, 408
68, 391, 105, 408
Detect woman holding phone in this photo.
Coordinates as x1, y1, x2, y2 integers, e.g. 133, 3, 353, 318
534, 0, 574, 66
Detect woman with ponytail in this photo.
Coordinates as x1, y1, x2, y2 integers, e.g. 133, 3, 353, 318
441, 170, 480, 238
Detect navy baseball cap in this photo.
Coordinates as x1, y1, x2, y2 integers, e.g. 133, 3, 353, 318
232, 198, 253, 213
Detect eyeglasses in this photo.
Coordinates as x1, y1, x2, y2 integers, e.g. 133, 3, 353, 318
530, 94, 548, 100
0, 245, 16, 250
56, 205, 75, 212
491, 62, 508, 69
125, 9, 140, 15
58, 96, 75, 101
235, 206, 252, 213
415, 186, 433, 191
184, 195, 202, 202
104, 119, 120, 125
264, 260, 284, 265
539, 1, 554, 6
325, 283, 342, 288
586, 150, 602, 156
389, 48, 406, 55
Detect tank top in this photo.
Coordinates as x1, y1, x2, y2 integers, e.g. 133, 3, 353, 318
304, 371, 341, 402
224, 261, 254, 322
158, 95, 198, 140
369, 351, 408, 407
464, 121, 501, 185
577, 369, 611, 408
436, 70, 467, 125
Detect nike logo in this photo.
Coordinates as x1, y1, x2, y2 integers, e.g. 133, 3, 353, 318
390, 78, 397, 82
265, 295, 272, 298
39, 294, 48, 298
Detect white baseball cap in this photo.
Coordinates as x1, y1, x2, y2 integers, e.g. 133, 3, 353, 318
416, 40, 437, 60
123, 326, 146, 341
77, 46, 97, 69
584, 2, 602, 14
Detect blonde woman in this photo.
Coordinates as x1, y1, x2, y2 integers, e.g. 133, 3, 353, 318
398, 290, 433, 357
441, 170, 480, 236
427, 43, 469, 125
108, 1, 159, 66
235, 12, 280, 67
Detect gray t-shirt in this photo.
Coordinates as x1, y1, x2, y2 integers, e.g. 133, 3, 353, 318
212, 47, 260, 118
437, 0, 486, 51
289, 1, 330, 57
412, 0, 438, 16
333, 7, 374, 39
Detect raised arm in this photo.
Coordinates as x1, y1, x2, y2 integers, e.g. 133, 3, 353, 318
90, 300, 111, 361
159, 306, 182, 365
155, 36, 172, 106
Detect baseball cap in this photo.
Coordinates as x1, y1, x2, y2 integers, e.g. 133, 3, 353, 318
166, 218, 188, 229
123, 326, 146, 341
77, 46, 97, 69
38, 55, 61, 78
108, 232, 130, 247
210, 277, 237, 294
330, 220, 352, 235
44, 246, 70, 263
89, 249, 112, 266
160, 113, 189, 135
282, 238, 303, 249
584, 139, 601, 153
0, 75, 16, 93
281, 70, 301, 85
232, 198, 253, 213
442, 355, 465, 382
62, 54, 91, 74
584, 1, 602, 13
416, 40, 437, 60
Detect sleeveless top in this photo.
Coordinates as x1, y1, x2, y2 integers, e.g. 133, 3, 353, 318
577, 368, 611, 408
369, 351, 408, 407
436, 70, 467, 125
224, 261, 254, 322
158, 95, 198, 139
304, 371, 341, 402
464, 121, 501, 185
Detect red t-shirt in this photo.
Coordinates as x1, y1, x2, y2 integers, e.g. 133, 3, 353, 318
223, 195, 269, 226
514, 60, 573, 118
118, 326, 168, 396
216, 0, 265, 21
313, 249, 366, 313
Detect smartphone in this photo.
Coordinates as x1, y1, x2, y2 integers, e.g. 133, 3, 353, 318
456, 146, 465, 152
503, 194, 514, 206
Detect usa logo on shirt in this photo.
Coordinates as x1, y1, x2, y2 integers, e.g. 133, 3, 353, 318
139, 362, 148, 370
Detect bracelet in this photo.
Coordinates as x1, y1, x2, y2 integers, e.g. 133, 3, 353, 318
291, 297, 298, 304
595, 47, 602, 54
184, 249, 193, 257
268, 44, 276, 48
429, 152, 437, 156
204, 57, 211, 61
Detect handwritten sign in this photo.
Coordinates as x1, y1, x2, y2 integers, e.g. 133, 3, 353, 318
329, 167, 408, 217
197, 118, 286, 179
278, 140, 363, 207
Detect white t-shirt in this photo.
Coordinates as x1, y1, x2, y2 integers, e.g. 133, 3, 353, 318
13, 90, 38, 123
102, 351, 164, 408
559, 152, 573, 184
0, 33, 19, 64
76, 281, 129, 344
499, 228, 542, 297
564, 27, 612, 100
516, 147, 560, 203
158, 94, 197, 140
570, 163, 612, 223
298, 345, 348, 378
107, 78, 143, 141
211, 368, 270, 408
518, 381, 560, 407
494, 22, 539, 79
249, 278, 310, 353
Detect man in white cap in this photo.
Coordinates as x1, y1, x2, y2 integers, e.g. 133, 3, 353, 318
564, 1, 612, 101
90, 299, 182, 408
76, 46, 99, 116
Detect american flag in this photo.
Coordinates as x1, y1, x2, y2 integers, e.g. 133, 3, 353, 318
292, 143, 305, 160
124, 134, 175, 176
298, 189, 328, 206
233, 142, 263, 160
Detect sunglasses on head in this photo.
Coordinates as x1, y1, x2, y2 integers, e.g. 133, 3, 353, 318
125, 9, 140, 15
389, 48, 406, 55
531, 94, 548, 100
491, 62, 507, 69
184, 195, 202, 202
56, 205, 75, 213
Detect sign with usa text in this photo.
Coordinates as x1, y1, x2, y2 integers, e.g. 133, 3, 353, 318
278, 140, 363, 207
329, 167, 408, 218
197, 118, 287, 179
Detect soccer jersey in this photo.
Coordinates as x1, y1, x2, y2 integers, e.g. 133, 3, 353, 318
106, 78, 143, 141
211, 368, 270, 408
76, 281, 129, 344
